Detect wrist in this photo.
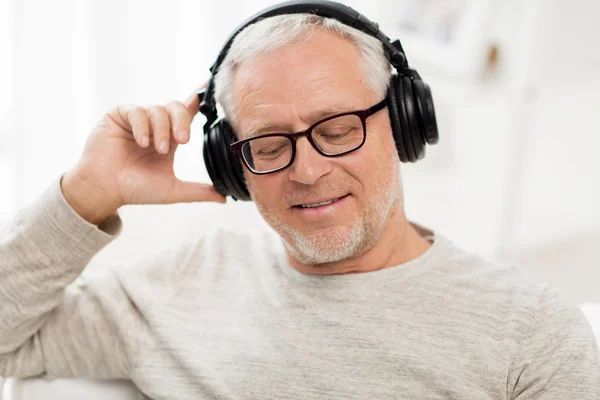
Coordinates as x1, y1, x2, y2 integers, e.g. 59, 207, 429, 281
60, 169, 120, 226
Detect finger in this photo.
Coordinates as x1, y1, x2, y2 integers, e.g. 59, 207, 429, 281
184, 82, 209, 118
166, 180, 227, 204
165, 101, 192, 144
114, 104, 150, 147
147, 105, 171, 154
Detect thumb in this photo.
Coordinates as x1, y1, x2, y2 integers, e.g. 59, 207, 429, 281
167, 180, 227, 204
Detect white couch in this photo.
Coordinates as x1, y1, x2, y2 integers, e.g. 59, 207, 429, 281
581, 303, 600, 346
3, 304, 600, 400
2, 379, 142, 400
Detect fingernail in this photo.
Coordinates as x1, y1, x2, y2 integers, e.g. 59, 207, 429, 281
141, 135, 149, 147
159, 139, 169, 153
177, 132, 188, 143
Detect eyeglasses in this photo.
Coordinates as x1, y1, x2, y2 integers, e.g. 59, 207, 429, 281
230, 98, 387, 175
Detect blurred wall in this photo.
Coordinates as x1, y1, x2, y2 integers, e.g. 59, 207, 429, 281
390, 0, 600, 302
1, 0, 599, 304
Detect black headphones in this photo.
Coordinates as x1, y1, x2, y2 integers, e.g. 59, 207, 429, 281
198, 0, 439, 201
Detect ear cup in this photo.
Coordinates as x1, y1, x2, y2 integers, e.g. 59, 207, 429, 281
413, 79, 439, 145
204, 121, 250, 201
386, 76, 408, 162
206, 123, 237, 199
203, 127, 228, 198
395, 76, 417, 162
402, 76, 425, 161
219, 120, 251, 201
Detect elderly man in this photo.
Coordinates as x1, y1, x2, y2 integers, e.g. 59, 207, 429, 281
1, 2, 599, 399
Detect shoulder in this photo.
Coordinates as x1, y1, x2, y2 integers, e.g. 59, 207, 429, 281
427, 233, 550, 306
506, 280, 600, 395
435, 233, 592, 344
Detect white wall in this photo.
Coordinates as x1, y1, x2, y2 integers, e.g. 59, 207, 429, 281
394, 0, 600, 303
1, 0, 599, 305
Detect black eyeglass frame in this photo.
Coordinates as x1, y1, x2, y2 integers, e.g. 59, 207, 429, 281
230, 98, 388, 175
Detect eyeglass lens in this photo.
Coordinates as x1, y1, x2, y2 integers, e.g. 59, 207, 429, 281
241, 114, 364, 173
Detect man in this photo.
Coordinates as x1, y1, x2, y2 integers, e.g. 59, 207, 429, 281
1, 8, 599, 400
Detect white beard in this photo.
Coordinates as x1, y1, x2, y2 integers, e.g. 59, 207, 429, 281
255, 166, 402, 266
278, 217, 367, 265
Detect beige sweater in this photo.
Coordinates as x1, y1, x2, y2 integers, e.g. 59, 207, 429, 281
1, 177, 599, 399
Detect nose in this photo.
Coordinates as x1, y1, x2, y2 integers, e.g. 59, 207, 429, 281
287, 136, 332, 185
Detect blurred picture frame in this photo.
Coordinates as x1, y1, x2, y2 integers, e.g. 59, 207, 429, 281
390, 0, 495, 79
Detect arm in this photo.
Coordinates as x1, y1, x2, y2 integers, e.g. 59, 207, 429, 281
0, 93, 224, 381
509, 285, 600, 399
0, 177, 143, 379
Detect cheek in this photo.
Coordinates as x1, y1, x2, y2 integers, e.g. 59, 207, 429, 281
374, 119, 397, 156
340, 126, 397, 189
368, 120, 398, 167
245, 172, 286, 208
359, 123, 396, 163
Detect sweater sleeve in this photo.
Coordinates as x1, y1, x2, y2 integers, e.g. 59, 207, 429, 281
508, 285, 600, 399
0, 177, 145, 379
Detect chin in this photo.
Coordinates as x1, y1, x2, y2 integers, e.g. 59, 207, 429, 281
280, 221, 367, 265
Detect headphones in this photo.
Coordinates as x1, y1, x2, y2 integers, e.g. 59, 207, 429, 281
198, 0, 439, 201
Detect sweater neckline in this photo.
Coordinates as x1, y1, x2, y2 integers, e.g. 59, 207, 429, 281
273, 222, 452, 289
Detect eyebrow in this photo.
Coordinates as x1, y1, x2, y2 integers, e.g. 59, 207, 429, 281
243, 104, 358, 139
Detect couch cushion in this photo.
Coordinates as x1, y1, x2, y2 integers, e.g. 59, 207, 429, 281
2, 378, 141, 400
580, 303, 600, 347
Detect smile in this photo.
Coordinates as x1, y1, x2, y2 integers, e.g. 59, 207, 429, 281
291, 195, 351, 219
299, 198, 341, 208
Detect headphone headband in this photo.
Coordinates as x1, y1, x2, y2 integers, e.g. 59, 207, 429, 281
199, 0, 439, 201
199, 0, 411, 122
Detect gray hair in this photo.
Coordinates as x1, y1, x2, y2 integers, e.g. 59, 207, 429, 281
213, 13, 392, 128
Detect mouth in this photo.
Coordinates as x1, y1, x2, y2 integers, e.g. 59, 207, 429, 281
292, 194, 350, 210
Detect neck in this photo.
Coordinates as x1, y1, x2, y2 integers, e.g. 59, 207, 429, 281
285, 206, 432, 275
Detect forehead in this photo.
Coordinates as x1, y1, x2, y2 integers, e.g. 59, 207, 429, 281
231, 30, 375, 138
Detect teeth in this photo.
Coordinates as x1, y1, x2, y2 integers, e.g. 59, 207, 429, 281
300, 198, 337, 208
